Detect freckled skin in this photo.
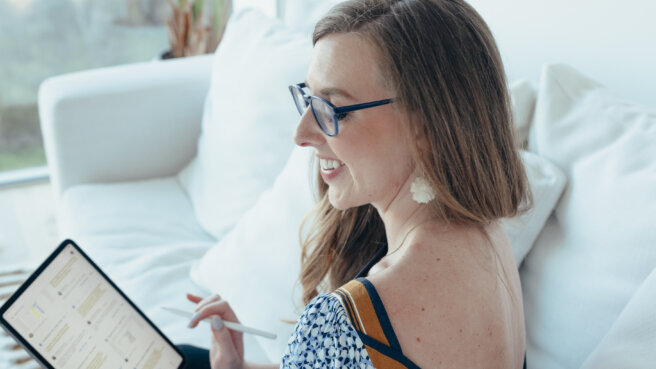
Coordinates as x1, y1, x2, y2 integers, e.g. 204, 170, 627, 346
371, 223, 525, 368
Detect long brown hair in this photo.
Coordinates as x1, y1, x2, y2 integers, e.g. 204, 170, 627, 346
299, 0, 530, 305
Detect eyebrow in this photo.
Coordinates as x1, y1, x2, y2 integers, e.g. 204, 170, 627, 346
304, 80, 356, 100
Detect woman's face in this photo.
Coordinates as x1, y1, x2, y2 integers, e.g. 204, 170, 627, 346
294, 33, 416, 211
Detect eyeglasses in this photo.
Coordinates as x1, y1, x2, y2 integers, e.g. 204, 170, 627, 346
288, 82, 394, 136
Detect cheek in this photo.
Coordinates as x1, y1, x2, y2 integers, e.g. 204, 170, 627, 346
330, 112, 415, 188
342, 138, 413, 188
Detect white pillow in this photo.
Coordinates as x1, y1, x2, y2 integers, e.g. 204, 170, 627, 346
509, 79, 537, 147
282, 0, 343, 34
501, 150, 566, 264
190, 146, 315, 361
581, 267, 656, 369
178, 8, 312, 239
522, 63, 656, 369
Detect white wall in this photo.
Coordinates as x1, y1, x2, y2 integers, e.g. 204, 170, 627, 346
463, 0, 656, 108
263, 0, 656, 108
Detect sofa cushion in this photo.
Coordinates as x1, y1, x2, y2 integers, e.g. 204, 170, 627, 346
178, 8, 313, 240
523, 63, 656, 369
58, 177, 269, 362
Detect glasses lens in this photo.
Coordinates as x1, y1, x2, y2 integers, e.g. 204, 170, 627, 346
310, 98, 337, 136
290, 86, 309, 115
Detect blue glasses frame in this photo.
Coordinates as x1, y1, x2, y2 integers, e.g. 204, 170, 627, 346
289, 82, 394, 136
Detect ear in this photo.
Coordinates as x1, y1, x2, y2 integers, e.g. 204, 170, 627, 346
406, 112, 430, 151
415, 130, 430, 151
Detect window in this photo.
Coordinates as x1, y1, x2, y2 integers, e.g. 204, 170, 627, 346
0, 0, 169, 182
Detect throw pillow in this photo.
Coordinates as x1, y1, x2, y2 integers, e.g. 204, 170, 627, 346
581, 267, 656, 369
282, 0, 343, 34
178, 8, 312, 239
509, 79, 537, 148
522, 63, 656, 369
501, 150, 566, 264
190, 146, 315, 361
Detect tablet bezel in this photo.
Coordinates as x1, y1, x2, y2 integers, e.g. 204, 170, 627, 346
0, 239, 186, 369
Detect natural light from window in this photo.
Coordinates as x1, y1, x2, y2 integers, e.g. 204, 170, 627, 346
0, 0, 169, 181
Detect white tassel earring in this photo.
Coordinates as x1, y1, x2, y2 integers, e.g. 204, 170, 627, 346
410, 177, 436, 204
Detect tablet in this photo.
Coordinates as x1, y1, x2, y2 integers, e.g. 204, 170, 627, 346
0, 239, 185, 369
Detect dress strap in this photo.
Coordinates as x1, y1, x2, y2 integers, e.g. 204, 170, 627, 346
333, 278, 421, 369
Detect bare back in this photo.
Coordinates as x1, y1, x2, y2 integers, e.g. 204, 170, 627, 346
366, 222, 525, 368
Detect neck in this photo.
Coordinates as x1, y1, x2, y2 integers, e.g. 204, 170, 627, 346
372, 173, 440, 257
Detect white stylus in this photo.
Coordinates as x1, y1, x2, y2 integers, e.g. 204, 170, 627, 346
161, 306, 277, 339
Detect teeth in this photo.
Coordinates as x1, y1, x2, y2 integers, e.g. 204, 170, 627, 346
319, 158, 344, 170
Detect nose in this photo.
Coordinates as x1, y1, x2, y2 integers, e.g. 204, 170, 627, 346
293, 108, 325, 147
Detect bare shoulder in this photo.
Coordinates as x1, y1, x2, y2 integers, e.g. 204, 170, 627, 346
366, 222, 525, 368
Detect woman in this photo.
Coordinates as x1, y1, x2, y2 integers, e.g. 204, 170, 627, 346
182, 0, 529, 368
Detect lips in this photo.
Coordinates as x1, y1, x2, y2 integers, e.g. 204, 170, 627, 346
319, 158, 345, 171
318, 156, 345, 181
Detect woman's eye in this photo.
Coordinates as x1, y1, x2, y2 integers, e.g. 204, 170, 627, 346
336, 112, 350, 121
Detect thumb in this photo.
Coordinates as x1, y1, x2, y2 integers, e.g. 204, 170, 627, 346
212, 316, 225, 332
211, 317, 240, 354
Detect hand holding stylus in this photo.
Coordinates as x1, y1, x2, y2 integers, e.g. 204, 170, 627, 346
184, 293, 246, 369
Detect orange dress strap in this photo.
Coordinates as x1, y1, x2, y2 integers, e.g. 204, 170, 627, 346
333, 278, 421, 369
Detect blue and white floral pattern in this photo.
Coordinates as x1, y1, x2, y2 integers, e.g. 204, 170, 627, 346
281, 293, 375, 369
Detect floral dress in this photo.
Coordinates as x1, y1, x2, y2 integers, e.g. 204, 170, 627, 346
280, 244, 422, 369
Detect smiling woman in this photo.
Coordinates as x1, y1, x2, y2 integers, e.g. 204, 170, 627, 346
182, 0, 529, 368
290, 2, 529, 365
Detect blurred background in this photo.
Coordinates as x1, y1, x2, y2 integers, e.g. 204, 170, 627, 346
0, 0, 274, 267
0, 0, 273, 177
0, 0, 168, 174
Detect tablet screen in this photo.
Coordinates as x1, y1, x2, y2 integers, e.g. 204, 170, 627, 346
0, 240, 184, 369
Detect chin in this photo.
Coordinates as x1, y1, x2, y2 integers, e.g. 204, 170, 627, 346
328, 196, 351, 211
327, 188, 357, 211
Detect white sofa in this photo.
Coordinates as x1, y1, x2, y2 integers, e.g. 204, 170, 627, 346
36, 1, 656, 368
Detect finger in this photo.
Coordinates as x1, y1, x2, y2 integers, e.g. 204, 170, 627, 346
210, 316, 244, 362
188, 299, 240, 329
193, 294, 222, 313
187, 295, 221, 329
209, 304, 245, 361
186, 293, 203, 304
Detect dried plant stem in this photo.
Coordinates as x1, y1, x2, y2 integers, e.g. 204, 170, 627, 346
166, 0, 231, 58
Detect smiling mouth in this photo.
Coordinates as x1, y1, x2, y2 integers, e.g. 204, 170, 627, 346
319, 158, 345, 173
